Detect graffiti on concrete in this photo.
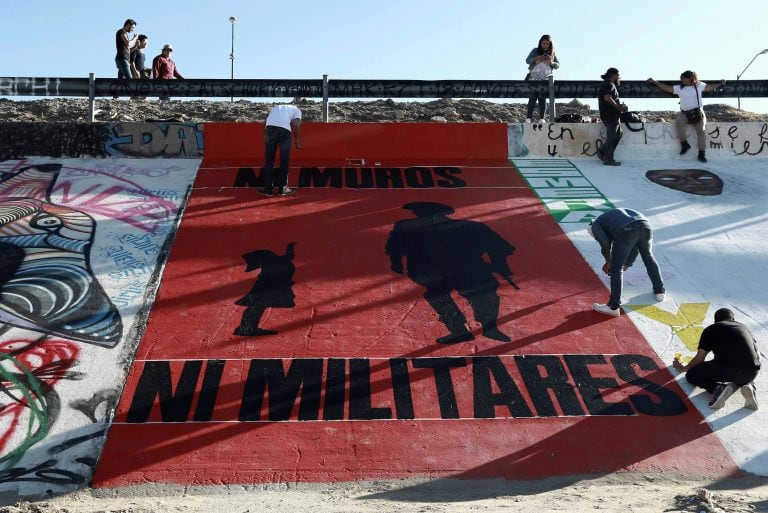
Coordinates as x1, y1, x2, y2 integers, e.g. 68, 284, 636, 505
0, 123, 109, 160
233, 243, 297, 337
646, 169, 723, 196
0, 157, 198, 494
122, 353, 688, 423
105, 122, 203, 158
0, 164, 123, 346
385, 202, 516, 344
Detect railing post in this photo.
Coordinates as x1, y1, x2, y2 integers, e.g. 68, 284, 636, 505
548, 75, 556, 121
88, 73, 96, 123
322, 74, 329, 123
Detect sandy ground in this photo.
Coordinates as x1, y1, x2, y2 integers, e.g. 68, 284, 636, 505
2, 474, 767, 513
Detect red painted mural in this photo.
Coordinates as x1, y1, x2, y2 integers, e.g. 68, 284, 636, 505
94, 124, 736, 486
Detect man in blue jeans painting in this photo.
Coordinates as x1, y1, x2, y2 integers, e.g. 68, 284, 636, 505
259, 104, 303, 197
588, 208, 665, 316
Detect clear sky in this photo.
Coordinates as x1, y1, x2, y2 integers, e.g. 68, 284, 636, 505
4, 0, 768, 113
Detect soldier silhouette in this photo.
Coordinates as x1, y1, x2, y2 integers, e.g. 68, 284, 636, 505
385, 202, 516, 344
233, 242, 296, 336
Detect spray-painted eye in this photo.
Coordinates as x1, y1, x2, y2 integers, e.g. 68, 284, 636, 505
31, 214, 62, 230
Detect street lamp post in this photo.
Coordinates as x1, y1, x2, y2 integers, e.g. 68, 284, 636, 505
736, 48, 768, 110
229, 16, 237, 102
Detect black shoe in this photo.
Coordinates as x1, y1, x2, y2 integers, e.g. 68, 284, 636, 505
698, 151, 707, 163
258, 187, 274, 196
680, 141, 691, 155
603, 159, 621, 166
596, 147, 605, 162
436, 331, 475, 344
483, 328, 511, 342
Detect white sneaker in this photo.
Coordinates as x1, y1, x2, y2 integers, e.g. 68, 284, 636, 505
593, 303, 620, 316
654, 292, 666, 302
525, 118, 532, 123
741, 382, 759, 410
710, 382, 737, 409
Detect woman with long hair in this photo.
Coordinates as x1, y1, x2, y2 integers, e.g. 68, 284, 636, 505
524, 34, 560, 123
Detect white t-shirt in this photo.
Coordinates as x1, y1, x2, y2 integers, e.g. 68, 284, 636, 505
265, 105, 302, 131
673, 82, 706, 111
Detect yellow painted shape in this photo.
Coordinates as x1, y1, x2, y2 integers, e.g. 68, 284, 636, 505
626, 303, 710, 351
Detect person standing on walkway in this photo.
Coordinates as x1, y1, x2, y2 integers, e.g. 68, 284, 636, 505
259, 104, 303, 196
524, 34, 560, 123
152, 44, 184, 100
647, 71, 726, 163
589, 208, 665, 316
130, 35, 150, 79
597, 67, 628, 166
674, 308, 760, 410
115, 19, 138, 80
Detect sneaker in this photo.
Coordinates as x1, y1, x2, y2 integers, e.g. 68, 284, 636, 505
709, 382, 737, 409
278, 186, 295, 196
603, 159, 621, 166
741, 382, 759, 410
654, 292, 666, 302
698, 151, 707, 163
593, 303, 620, 316
524, 118, 532, 123
258, 187, 274, 196
680, 141, 691, 155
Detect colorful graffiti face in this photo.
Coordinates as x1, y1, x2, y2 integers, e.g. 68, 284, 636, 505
645, 169, 723, 196
0, 165, 123, 346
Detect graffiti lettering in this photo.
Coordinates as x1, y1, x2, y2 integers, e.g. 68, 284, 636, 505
123, 354, 686, 423
106, 122, 203, 158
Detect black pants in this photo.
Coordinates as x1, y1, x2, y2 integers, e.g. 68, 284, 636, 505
602, 120, 623, 160
263, 126, 292, 188
685, 361, 759, 393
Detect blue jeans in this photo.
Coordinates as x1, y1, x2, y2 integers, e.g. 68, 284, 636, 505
115, 57, 131, 79
608, 225, 664, 309
263, 126, 292, 188
602, 120, 623, 160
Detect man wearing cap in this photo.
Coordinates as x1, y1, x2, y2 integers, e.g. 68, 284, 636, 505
588, 207, 665, 316
152, 44, 183, 79
152, 44, 184, 100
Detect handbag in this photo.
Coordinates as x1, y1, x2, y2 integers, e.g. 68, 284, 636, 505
683, 108, 703, 124
682, 85, 703, 124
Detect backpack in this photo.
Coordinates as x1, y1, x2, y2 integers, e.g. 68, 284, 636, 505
620, 111, 644, 132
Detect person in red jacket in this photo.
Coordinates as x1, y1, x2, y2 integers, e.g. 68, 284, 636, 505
152, 44, 184, 100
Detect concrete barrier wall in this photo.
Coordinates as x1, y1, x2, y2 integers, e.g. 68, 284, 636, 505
510, 121, 768, 159
0, 122, 204, 160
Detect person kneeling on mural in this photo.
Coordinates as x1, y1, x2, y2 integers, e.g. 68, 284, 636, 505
674, 308, 760, 410
646, 72, 725, 163
588, 208, 665, 317
597, 67, 628, 166
259, 104, 303, 197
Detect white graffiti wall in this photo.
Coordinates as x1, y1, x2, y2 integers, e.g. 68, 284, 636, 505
510, 121, 768, 160
0, 158, 200, 496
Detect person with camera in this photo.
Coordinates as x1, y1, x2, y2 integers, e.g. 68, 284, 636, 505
524, 34, 560, 123
647, 72, 726, 163
597, 67, 627, 166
